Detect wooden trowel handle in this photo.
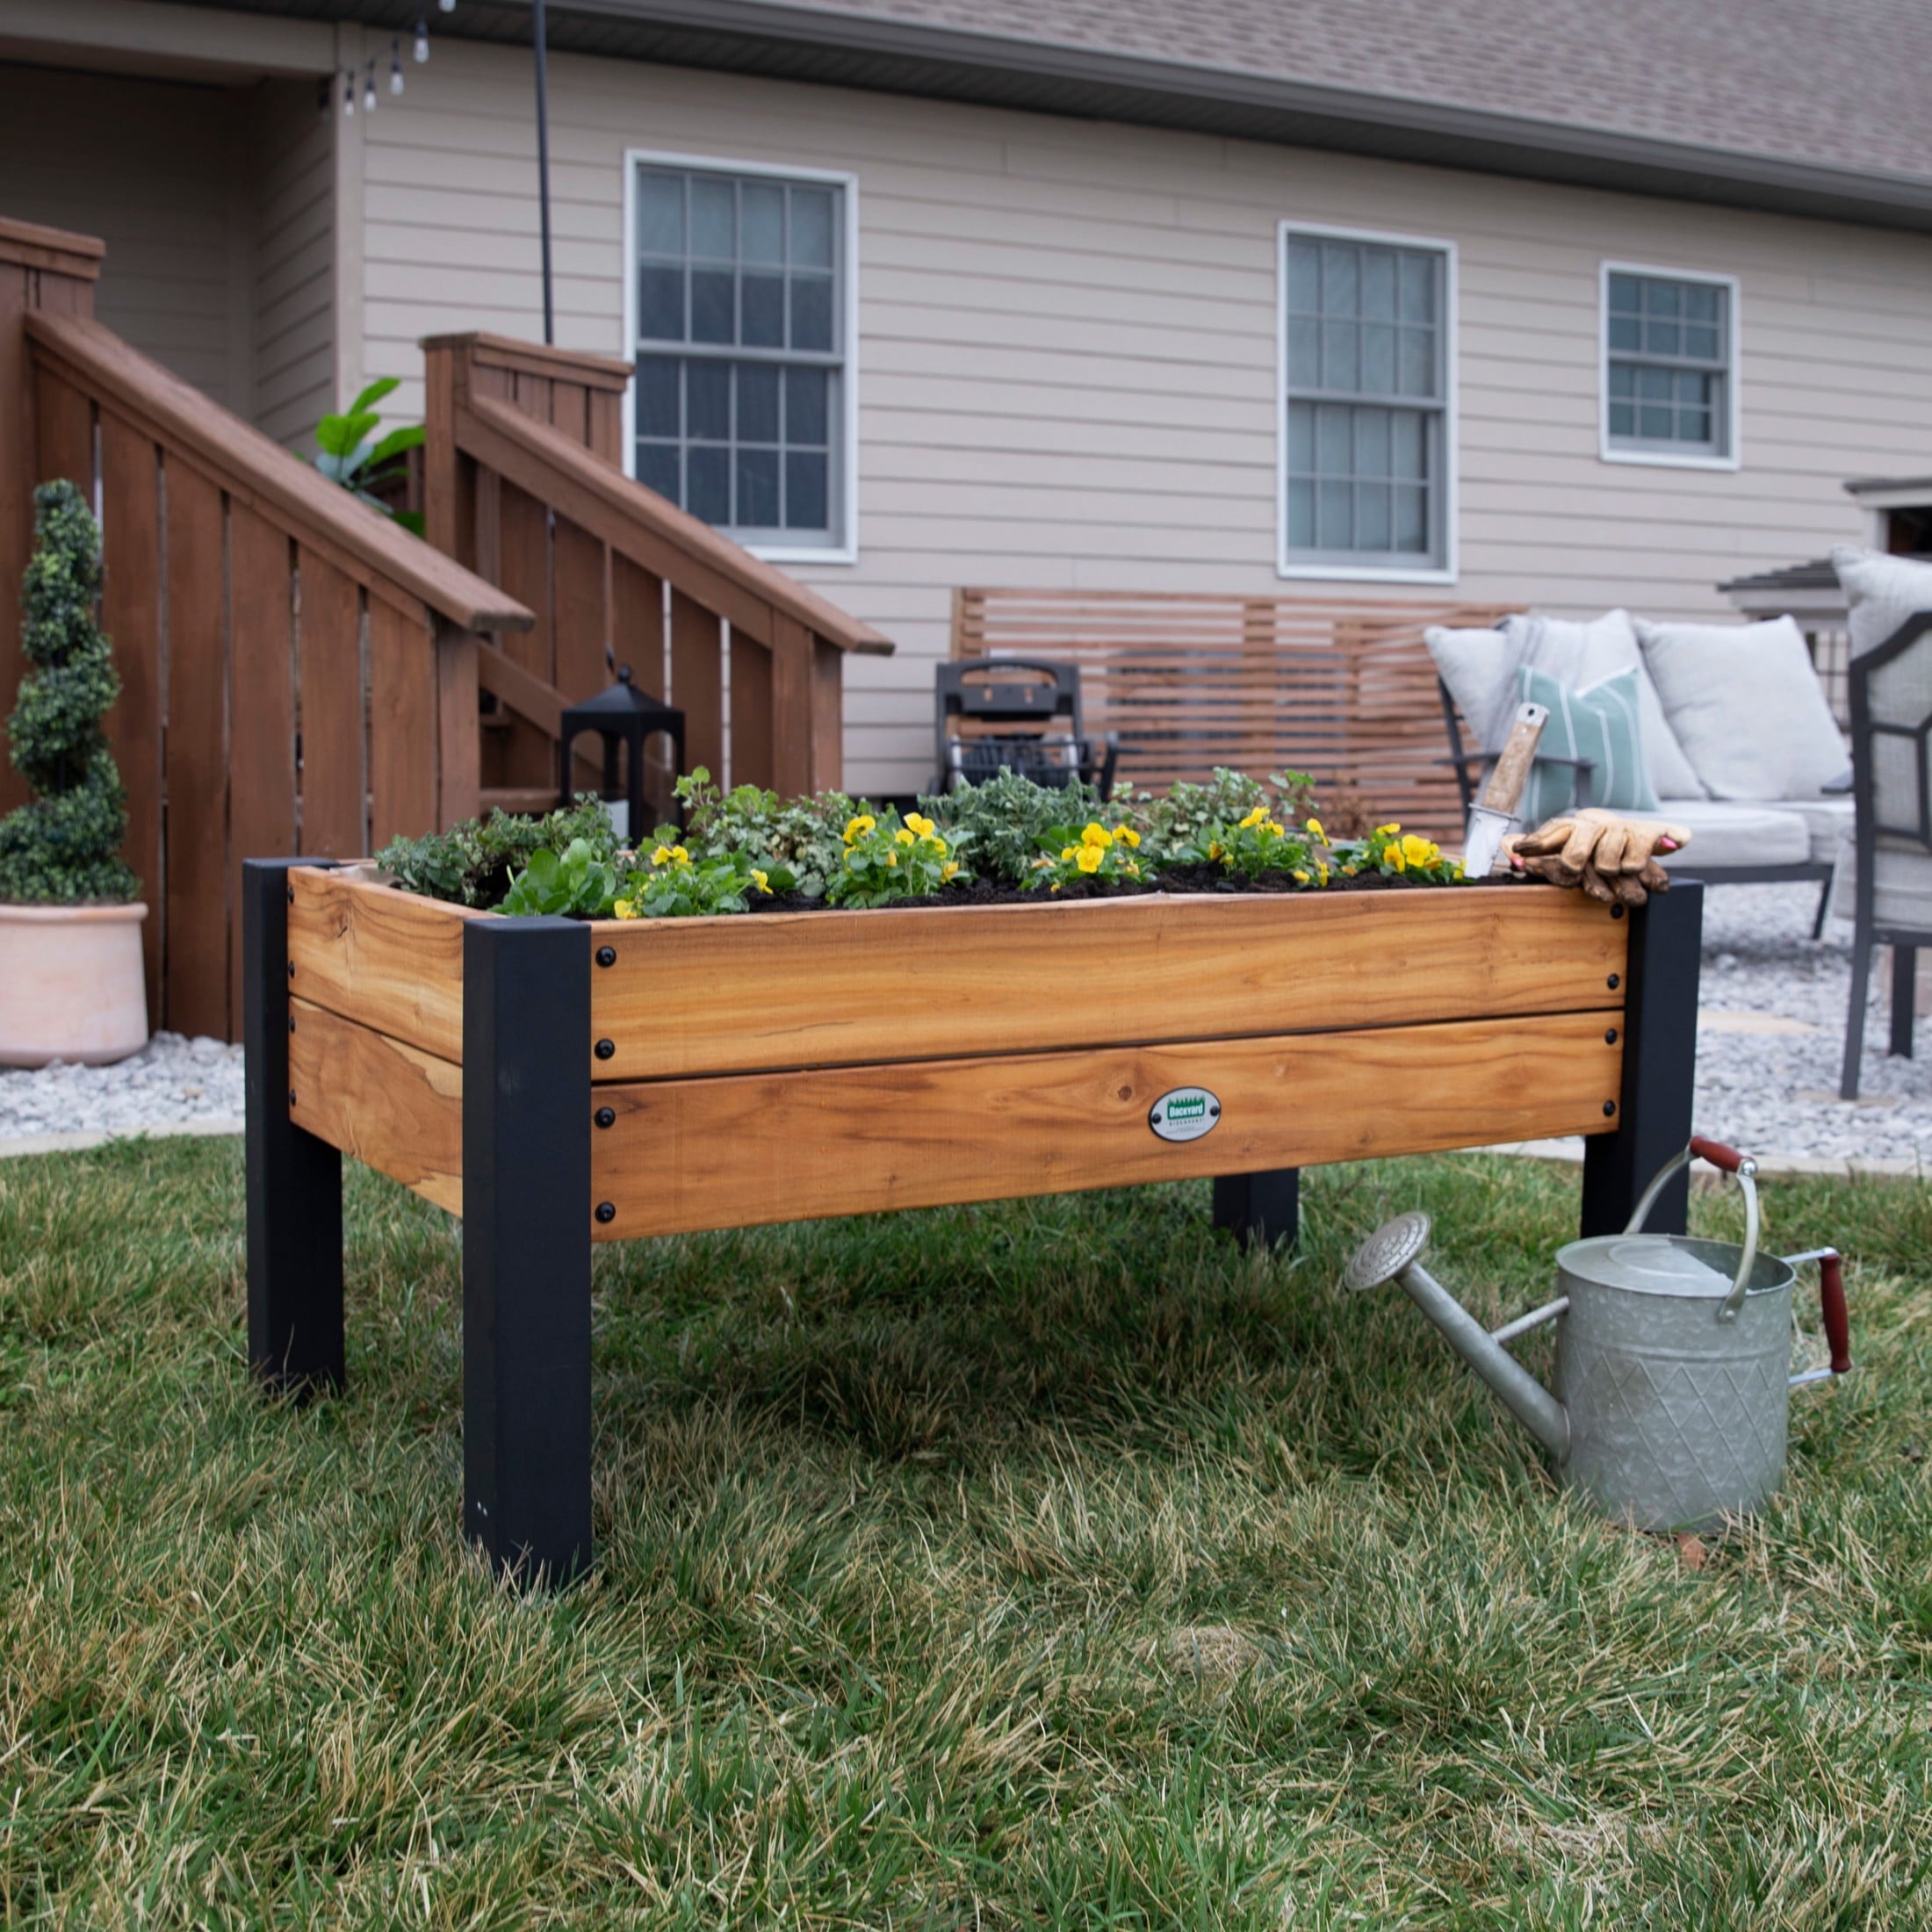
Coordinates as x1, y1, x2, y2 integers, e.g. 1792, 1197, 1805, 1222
1480, 702, 1549, 817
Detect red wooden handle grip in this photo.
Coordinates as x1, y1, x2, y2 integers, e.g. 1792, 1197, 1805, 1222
1819, 1251, 1852, 1375
1690, 1135, 1746, 1172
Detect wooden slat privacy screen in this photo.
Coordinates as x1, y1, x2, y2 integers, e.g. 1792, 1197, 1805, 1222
953, 590, 1522, 840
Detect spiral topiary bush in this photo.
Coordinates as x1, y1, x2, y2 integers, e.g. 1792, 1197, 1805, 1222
0, 480, 138, 904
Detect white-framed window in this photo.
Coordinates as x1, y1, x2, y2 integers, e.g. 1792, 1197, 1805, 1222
1599, 263, 1739, 470
1278, 222, 1456, 582
624, 150, 858, 561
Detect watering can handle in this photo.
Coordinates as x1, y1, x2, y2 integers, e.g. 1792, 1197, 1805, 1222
1625, 1137, 1761, 1323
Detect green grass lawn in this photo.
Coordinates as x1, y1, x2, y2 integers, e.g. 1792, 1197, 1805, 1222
2, 1138, 1928, 1928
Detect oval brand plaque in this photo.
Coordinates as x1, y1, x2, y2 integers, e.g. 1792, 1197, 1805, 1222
1149, 1086, 1220, 1143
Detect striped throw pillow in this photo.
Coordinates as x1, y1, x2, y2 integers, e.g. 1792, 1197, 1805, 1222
1517, 664, 1658, 825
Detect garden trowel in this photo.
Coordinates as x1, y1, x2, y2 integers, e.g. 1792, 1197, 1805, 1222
1462, 700, 1549, 879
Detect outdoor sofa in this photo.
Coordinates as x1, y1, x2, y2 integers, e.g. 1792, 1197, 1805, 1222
1430, 609, 1850, 928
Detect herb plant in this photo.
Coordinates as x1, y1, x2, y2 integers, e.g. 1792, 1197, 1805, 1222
377, 796, 620, 908
613, 841, 793, 919
827, 810, 964, 909
1142, 768, 1316, 864
0, 482, 137, 905
1178, 804, 1319, 883
921, 770, 1104, 885
498, 839, 618, 918
671, 768, 853, 899
1024, 820, 1145, 892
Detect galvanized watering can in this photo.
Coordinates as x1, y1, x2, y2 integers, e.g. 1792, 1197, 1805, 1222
1344, 1137, 1853, 1532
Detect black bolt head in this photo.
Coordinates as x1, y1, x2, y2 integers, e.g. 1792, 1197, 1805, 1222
286, 961, 296, 979
288, 1089, 298, 1107
1606, 973, 1620, 990
1603, 1099, 1617, 1117
287, 1016, 296, 1034
1604, 1027, 1618, 1045
596, 945, 616, 968
595, 1201, 616, 1224
595, 1106, 616, 1128
1611, 904, 1626, 919
286, 885, 295, 904
595, 1037, 616, 1060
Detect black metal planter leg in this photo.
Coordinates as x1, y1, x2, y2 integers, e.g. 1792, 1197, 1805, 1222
1580, 881, 1703, 1239
244, 859, 344, 1397
1890, 944, 1917, 1059
463, 914, 594, 1586
1213, 1169, 1301, 1251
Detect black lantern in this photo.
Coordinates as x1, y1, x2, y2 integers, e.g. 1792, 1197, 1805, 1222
559, 667, 686, 841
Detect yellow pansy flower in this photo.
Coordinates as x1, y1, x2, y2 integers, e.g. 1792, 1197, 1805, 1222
1342, 862, 1358, 876
1317, 861, 1330, 886
941, 861, 959, 882
1076, 844, 1104, 874
1266, 820, 1286, 839
1208, 840, 1225, 861
612, 898, 636, 919
1082, 822, 1113, 848
1293, 869, 1310, 884
844, 813, 876, 844
751, 869, 771, 894
670, 845, 691, 867
1376, 822, 1401, 838
1388, 846, 1407, 872
905, 811, 935, 837
1401, 834, 1437, 869
922, 833, 947, 854
1061, 846, 1078, 862
1117, 825, 1142, 848
1306, 817, 1327, 844
1239, 805, 1268, 829
651, 844, 674, 866
886, 850, 898, 867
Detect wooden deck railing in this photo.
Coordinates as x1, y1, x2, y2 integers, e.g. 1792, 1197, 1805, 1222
6, 223, 531, 1040
424, 333, 890, 813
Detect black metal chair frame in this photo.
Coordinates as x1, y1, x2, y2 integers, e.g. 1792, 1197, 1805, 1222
1438, 675, 1835, 935
935, 657, 1120, 797
1839, 609, 1932, 1097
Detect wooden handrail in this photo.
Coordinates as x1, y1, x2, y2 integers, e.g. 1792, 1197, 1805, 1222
453, 392, 892, 657
25, 311, 533, 635
0, 215, 104, 281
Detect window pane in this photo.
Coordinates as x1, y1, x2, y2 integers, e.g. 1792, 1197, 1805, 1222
1361, 322, 1395, 395
1645, 317, 1682, 357
1647, 279, 1682, 319
786, 365, 828, 445
636, 442, 680, 504
1397, 326, 1435, 398
1608, 363, 1635, 400
1287, 316, 1321, 388
1390, 409, 1424, 479
1354, 406, 1390, 478
790, 187, 834, 268
737, 446, 780, 527
1321, 243, 1359, 315
791, 274, 834, 350
1684, 323, 1720, 361
1361, 249, 1397, 321
785, 450, 829, 530
1287, 238, 1322, 311
1317, 479, 1352, 548
738, 361, 780, 443
1639, 401, 1674, 439
690, 177, 734, 259
1321, 320, 1358, 391
687, 444, 730, 523
1608, 314, 1640, 352
639, 264, 685, 341
1684, 283, 1719, 322
1608, 400, 1635, 437
637, 356, 681, 437
1608, 272, 1640, 313
1316, 403, 1352, 473
1287, 399, 1315, 472
1287, 477, 1315, 547
742, 272, 784, 348
1358, 480, 1392, 550
688, 360, 730, 441
1637, 365, 1673, 403
742, 183, 784, 264
638, 173, 683, 256
1394, 483, 1426, 551
691, 268, 734, 344
1398, 253, 1433, 322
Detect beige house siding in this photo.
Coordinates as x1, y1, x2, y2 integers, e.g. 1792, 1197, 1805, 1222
339, 41, 1932, 793
251, 76, 336, 450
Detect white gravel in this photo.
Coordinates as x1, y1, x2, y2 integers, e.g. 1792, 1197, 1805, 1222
0, 1032, 242, 1143
0, 885, 1923, 1165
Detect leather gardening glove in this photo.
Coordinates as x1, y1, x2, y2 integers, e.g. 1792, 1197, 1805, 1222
1501, 810, 1692, 906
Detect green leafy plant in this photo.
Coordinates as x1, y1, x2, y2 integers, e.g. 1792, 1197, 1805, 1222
376, 795, 620, 908
0, 482, 138, 905
1141, 768, 1316, 865
1023, 818, 1147, 892
498, 838, 619, 917
921, 770, 1106, 886
313, 378, 426, 537
1174, 801, 1319, 883
1330, 820, 1463, 884
827, 809, 965, 909
669, 768, 853, 899
613, 840, 794, 919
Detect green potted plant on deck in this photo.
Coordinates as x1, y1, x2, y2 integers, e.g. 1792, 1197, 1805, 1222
0, 480, 147, 1065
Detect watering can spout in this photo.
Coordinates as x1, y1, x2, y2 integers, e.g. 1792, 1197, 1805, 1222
1344, 1214, 1573, 1464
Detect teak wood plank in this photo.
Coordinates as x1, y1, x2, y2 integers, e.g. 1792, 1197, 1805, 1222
97, 411, 164, 1016
494, 479, 557, 789
588, 887, 1627, 1081
298, 553, 366, 859
162, 462, 230, 1040
288, 997, 462, 1214
227, 502, 299, 1034
286, 866, 481, 1063
670, 588, 724, 779
590, 1009, 1624, 1239
369, 597, 438, 850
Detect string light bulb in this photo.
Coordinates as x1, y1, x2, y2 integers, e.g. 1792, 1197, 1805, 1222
414, 8, 430, 60
342, 68, 356, 116
390, 41, 406, 92
438, 0, 456, 12
363, 61, 378, 112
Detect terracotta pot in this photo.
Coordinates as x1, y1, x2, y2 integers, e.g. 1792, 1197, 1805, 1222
0, 901, 149, 1066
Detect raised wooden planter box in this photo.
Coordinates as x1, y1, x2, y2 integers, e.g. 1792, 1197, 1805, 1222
243, 861, 1703, 1582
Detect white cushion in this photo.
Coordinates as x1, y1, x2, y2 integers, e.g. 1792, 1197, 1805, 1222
1635, 615, 1848, 801
1786, 795, 1854, 867
1425, 610, 1705, 799
1648, 798, 1812, 870
1831, 544, 1932, 659
1831, 840, 1932, 930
